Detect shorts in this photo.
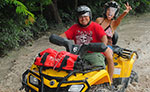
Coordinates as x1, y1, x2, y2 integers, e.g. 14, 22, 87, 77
82, 52, 105, 67
107, 45, 113, 50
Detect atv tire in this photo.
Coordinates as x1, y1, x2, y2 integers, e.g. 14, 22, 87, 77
130, 70, 138, 83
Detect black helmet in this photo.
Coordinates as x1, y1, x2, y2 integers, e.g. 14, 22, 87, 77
76, 5, 92, 27
104, 1, 120, 19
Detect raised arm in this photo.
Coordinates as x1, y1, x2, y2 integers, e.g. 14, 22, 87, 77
113, 2, 132, 30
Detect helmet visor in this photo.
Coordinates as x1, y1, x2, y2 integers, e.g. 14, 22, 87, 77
109, 7, 117, 17
77, 11, 90, 17
81, 12, 90, 17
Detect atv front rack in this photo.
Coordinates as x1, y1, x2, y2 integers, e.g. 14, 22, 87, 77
120, 48, 136, 59
21, 65, 105, 92
113, 46, 138, 59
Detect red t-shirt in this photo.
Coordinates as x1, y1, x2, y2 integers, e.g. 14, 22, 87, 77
65, 21, 106, 44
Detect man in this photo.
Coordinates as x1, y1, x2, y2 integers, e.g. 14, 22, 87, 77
60, 5, 114, 82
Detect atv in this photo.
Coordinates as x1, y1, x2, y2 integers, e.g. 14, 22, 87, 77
20, 34, 138, 92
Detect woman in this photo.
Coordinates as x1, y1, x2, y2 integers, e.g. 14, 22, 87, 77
96, 1, 132, 47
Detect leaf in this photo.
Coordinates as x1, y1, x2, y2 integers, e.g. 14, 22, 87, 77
42, 0, 52, 5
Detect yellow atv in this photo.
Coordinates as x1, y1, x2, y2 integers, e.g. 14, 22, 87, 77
20, 34, 138, 92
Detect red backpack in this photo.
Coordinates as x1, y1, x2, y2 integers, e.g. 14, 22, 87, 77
34, 48, 80, 71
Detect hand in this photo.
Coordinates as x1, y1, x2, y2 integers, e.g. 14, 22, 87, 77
124, 2, 132, 13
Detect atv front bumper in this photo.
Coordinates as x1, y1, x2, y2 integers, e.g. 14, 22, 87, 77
21, 69, 90, 92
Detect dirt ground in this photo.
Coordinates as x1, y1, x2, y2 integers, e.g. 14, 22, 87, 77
0, 13, 150, 92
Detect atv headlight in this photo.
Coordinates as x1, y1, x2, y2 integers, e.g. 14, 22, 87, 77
68, 85, 84, 92
133, 55, 136, 61
29, 75, 39, 85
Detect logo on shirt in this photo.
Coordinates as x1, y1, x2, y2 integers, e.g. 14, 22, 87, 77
76, 30, 93, 45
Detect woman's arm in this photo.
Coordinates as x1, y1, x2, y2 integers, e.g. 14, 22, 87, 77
113, 2, 132, 30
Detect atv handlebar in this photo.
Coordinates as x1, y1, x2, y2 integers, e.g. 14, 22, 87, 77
49, 34, 71, 47
88, 43, 107, 52
49, 34, 107, 56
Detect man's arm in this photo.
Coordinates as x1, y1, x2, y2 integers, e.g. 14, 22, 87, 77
60, 33, 67, 38
100, 35, 108, 46
104, 47, 114, 83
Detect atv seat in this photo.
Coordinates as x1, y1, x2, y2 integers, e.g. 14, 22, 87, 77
112, 31, 119, 45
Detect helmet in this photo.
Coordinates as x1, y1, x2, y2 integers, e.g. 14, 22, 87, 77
76, 5, 92, 27
104, 1, 120, 19
77, 5, 92, 19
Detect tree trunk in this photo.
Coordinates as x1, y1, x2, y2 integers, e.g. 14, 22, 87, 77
74, 0, 78, 9
49, 0, 62, 24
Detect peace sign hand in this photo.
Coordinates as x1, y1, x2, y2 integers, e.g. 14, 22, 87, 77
124, 2, 132, 13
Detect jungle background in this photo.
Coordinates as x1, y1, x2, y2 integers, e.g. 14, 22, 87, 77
0, 0, 150, 56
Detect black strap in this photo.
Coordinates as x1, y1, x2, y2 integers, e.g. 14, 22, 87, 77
58, 55, 70, 71
100, 19, 112, 31
38, 53, 41, 57
104, 25, 111, 31
39, 53, 49, 92
40, 53, 49, 65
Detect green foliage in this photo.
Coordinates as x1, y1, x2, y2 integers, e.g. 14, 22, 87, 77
135, 0, 150, 13
0, 0, 7, 8
0, 18, 32, 54
0, 15, 48, 55
42, 0, 52, 5
0, 0, 49, 55
30, 16, 48, 38
36, 16, 48, 31
117, 0, 150, 14
4, 0, 35, 23
24, 0, 52, 13
59, 10, 74, 23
